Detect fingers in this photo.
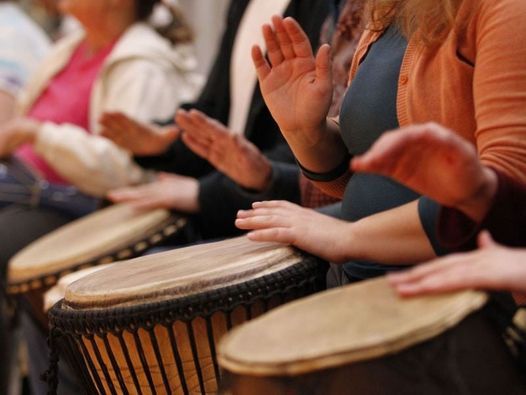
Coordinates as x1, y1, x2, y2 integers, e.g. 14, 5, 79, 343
252, 45, 271, 79
107, 185, 150, 203
181, 132, 211, 159
315, 44, 332, 83
282, 17, 313, 58
478, 230, 497, 249
262, 23, 284, 66
246, 228, 294, 244
271, 15, 295, 60
388, 254, 465, 285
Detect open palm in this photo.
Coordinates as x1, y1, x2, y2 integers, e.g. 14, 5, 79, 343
252, 16, 332, 146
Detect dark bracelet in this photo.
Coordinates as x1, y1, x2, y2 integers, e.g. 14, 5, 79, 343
297, 153, 352, 182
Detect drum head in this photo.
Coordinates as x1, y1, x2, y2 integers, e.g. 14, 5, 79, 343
64, 236, 306, 309
218, 277, 488, 376
9, 204, 175, 285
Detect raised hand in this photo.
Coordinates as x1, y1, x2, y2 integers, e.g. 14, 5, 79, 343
236, 200, 352, 263
351, 123, 498, 222
176, 109, 272, 191
107, 172, 199, 213
100, 112, 180, 156
252, 16, 333, 148
388, 231, 526, 295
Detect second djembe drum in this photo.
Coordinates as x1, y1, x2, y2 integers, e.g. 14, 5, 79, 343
48, 236, 327, 394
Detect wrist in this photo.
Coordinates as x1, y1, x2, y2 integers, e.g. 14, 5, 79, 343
245, 159, 273, 192
457, 167, 498, 223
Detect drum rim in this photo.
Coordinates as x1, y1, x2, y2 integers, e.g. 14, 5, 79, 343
7, 215, 187, 294
48, 256, 325, 335
216, 281, 488, 376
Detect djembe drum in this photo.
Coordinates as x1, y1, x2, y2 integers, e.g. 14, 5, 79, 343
219, 277, 526, 395
47, 236, 327, 394
8, 203, 186, 326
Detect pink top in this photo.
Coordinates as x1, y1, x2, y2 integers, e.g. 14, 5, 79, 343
16, 40, 115, 184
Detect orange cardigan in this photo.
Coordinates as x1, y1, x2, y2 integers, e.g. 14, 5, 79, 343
317, 0, 526, 197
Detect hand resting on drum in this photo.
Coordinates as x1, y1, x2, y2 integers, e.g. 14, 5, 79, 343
236, 200, 352, 263
100, 111, 180, 156
176, 109, 273, 192
388, 231, 526, 295
108, 172, 199, 213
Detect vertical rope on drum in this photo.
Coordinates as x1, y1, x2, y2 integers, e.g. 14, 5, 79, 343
102, 333, 129, 395
89, 335, 118, 395
186, 320, 206, 394
166, 322, 189, 394
78, 335, 106, 394
205, 315, 221, 384
117, 331, 144, 395
132, 330, 157, 393
69, 335, 99, 395
43, 326, 61, 395
147, 326, 172, 393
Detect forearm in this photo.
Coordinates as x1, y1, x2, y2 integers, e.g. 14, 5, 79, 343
344, 200, 436, 264
35, 122, 148, 195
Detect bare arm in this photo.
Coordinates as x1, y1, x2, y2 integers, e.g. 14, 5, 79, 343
236, 199, 434, 265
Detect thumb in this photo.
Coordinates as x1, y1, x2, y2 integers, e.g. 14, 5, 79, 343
315, 44, 332, 83
478, 230, 497, 249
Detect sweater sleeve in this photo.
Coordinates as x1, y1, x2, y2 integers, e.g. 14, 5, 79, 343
33, 59, 190, 196
197, 161, 301, 239
437, 170, 526, 250
472, 0, 526, 183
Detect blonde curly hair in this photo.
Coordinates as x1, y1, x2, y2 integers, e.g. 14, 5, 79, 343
366, 0, 463, 44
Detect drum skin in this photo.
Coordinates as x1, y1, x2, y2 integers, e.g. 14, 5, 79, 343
224, 310, 526, 395
219, 278, 526, 395
48, 237, 327, 395
7, 204, 185, 329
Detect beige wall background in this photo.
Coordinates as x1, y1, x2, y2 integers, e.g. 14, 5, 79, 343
178, 0, 230, 75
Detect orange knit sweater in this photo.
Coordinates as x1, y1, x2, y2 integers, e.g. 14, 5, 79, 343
317, 0, 526, 197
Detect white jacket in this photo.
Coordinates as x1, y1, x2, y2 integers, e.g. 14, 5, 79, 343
17, 23, 202, 196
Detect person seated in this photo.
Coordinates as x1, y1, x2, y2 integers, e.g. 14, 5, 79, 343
0, 1, 201, 393
0, 1, 50, 391
104, 0, 365, 212
348, 123, 526, 296
0, 0, 201, 264
235, 0, 526, 284
99, 0, 331, 242
0, 0, 50, 125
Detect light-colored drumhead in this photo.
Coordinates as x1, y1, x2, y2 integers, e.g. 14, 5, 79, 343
65, 236, 307, 309
44, 265, 110, 312
218, 277, 488, 376
9, 204, 172, 283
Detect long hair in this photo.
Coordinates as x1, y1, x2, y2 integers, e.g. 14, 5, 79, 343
367, 0, 463, 44
136, 0, 193, 45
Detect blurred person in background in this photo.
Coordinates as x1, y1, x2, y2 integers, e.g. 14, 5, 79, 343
0, 0, 201, 393
0, 1, 50, 392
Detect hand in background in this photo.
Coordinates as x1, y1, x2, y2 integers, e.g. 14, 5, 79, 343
252, 16, 333, 147
176, 109, 272, 191
107, 172, 199, 213
100, 112, 180, 156
0, 117, 39, 157
351, 123, 497, 222
388, 231, 526, 295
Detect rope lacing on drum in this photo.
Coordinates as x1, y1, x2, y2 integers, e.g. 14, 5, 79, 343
42, 326, 62, 395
